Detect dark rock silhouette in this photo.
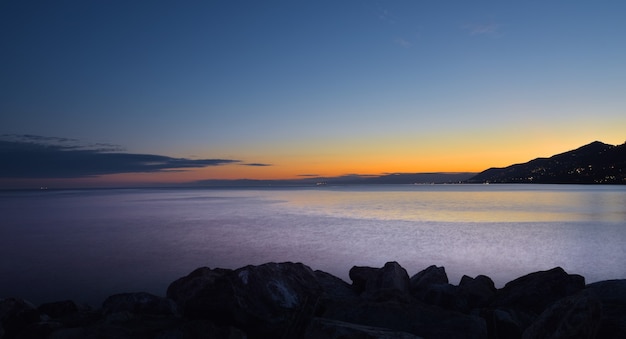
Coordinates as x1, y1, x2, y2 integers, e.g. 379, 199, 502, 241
410, 265, 449, 291
459, 275, 497, 310
2, 262, 626, 338
167, 262, 323, 338
102, 292, 178, 316
522, 293, 602, 339
349, 261, 411, 298
165, 266, 232, 316
304, 317, 421, 338
584, 280, 626, 338
490, 267, 585, 314
0, 298, 39, 338
467, 140, 626, 184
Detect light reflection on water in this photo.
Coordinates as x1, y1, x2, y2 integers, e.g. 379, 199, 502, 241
278, 184, 626, 223
0, 185, 625, 306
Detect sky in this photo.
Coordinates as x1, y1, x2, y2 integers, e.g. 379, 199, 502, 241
1, 0, 625, 188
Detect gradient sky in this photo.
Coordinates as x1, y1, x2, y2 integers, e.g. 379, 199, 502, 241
1, 1, 625, 187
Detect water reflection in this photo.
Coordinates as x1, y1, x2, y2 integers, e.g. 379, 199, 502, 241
1, 185, 625, 306
276, 185, 626, 223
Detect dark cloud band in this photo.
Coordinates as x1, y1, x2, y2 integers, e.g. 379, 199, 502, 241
242, 163, 272, 167
0, 135, 240, 178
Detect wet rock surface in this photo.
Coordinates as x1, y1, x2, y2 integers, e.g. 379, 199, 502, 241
2, 262, 625, 338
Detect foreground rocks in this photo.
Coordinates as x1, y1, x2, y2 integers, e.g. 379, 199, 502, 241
2, 262, 626, 338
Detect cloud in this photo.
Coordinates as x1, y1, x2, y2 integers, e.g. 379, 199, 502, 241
463, 23, 501, 37
1, 134, 125, 152
394, 37, 412, 48
242, 163, 272, 167
372, 7, 396, 24
0, 135, 241, 178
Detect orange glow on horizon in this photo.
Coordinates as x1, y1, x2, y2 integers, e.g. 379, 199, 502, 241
4, 136, 622, 189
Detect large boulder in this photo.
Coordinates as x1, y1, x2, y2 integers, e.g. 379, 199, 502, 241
585, 280, 626, 338
0, 298, 40, 338
349, 266, 379, 295
459, 274, 496, 310
585, 279, 626, 305
314, 270, 357, 299
422, 274, 497, 315
480, 307, 536, 339
167, 262, 323, 338
349, 262, 411, 298
166, 266, 232, 311
418, 283, 467, 312
38, 300, 79, 319
522, 293, 602, 339
410, 265, 448, 293
37, 300, 100, 332
490, 267, 585, 315
483, 267, 585, 339
102, 292, 178, 316
410, 265, 466, 311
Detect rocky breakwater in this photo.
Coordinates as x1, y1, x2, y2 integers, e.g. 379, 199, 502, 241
2, 262, 626, 338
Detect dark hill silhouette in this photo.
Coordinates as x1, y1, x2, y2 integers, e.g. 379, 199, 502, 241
466, 141, 626, 184
195, 172, 475, 187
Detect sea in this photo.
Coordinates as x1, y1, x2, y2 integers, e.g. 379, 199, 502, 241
1, 184, 625, 306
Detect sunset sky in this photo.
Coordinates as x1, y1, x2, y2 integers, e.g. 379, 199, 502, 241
1, 1, 625, 188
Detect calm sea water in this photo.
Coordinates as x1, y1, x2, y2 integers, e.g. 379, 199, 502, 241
1, 184, 625, 306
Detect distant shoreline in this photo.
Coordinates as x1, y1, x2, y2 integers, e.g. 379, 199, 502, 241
4, 180, 626, 192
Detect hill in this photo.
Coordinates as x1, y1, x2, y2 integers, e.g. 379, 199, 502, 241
195, 172, 475, 187
466, 141, 626, 184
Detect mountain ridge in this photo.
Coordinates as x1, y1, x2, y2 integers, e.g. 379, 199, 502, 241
194, 172, 475, 187
466, 141, 626, 184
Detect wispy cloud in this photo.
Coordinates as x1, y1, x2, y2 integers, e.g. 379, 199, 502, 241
1, 134, 125, 152
394, 37, 412, 48
242, 163, 272, 167
463, 23, 501, 37
374, 7, 396, 24
0, 134, 241, 178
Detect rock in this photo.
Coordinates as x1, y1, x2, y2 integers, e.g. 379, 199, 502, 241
304, 317, 424, 339
483, 267, 585, 338
227, 262, 323, 337
46, 327, 88, 339
410, 266, 468, 311
585, 280, 626, 338
166, 266, 232, 311
319, 292, 487, 338
376, 262, 411, 296
585, 279, 626, 305
7, 263, 626, 339
481, 307, 535, 339
349, 266, 379, 295
0, 297, 40, 338
410, 265, 448, 292
38, 300, 79, 319
177, 320, 247, 339
459, 275, 496, 310
102, 292, 178, 316
490, 267, 585, 315
420, 283, 467, 312
348, 262, 411, 298
315, 270, 357, 299
169, 262, 323, 338
522, 293, 602, 339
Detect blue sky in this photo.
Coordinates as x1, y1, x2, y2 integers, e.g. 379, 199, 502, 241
1, 1, 625, 186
